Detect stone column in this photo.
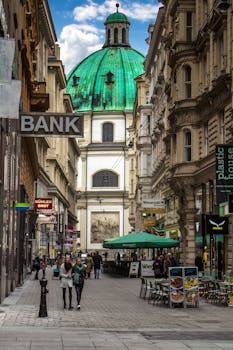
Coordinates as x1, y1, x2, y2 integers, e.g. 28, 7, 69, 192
171, 179, 197, 266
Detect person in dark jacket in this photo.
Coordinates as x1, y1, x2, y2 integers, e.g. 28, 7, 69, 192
33, 256, 41, 280
92, 251, 102, 279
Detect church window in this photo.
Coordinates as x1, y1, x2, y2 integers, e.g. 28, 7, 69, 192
107, 29, 110, 44
114, 28, 118, 44
93, 170, 118, 187
122, 28, 126, 43
72, 75, 79, 86
103, 122, 113, 142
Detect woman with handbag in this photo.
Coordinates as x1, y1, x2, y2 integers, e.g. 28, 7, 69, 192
73, 257, 85, 310
60, 255, 73, 310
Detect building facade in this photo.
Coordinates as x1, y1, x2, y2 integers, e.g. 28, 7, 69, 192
136, 0, 233, 276
0, 0, 79, 303
67, 6, 144, 251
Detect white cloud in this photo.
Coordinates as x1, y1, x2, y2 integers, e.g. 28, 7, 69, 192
58, 1, 159, 73
59, 24, 103, 73
73, 0, 159, 23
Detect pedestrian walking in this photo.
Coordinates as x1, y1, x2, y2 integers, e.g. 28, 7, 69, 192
93, 251, 102, 279
73, 257, 85, 310
85, 253, 93, 278
33, 256, 41, 280
60, 255, 73, 310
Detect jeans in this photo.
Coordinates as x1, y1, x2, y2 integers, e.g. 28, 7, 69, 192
75, 284, 84, 305
63, 287, 72, 307
94, 267, 100, 279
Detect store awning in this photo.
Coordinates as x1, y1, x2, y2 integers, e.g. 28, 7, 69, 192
151, 226, 165, 236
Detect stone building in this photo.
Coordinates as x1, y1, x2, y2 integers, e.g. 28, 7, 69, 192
139, 0, 233, 275
0, 0, 79, 302
67, 5, 144, 251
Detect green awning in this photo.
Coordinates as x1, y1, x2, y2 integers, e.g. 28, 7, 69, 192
103, 232, 180, 249
152, 226, 165, 233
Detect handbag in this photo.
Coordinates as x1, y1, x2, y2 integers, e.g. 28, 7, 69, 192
74, 273, 84, 285
79, 274, 85, 284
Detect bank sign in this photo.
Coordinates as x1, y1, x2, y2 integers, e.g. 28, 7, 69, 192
20, 112, 83, 137
216, 145, 233, 204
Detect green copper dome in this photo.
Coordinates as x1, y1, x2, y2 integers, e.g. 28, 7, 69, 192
66, 47, 144, 112
105, 12, 129, 24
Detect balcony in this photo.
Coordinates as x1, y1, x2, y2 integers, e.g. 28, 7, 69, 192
30, 81, 49, 112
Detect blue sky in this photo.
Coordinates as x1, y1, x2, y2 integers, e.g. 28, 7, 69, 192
48, 0, 160, 73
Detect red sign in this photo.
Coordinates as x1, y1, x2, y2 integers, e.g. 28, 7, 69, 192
34, 198, 52, 210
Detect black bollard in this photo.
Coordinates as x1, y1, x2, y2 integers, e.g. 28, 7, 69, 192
38, 277, 48, 317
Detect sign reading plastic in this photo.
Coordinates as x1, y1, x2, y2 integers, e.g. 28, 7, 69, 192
20, 112, 83, 137
216, 145, 233, 204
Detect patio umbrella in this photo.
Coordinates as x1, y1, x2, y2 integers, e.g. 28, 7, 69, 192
103, 232, 179, 249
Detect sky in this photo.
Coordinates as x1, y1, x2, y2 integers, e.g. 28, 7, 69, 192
48, 0, 160, 74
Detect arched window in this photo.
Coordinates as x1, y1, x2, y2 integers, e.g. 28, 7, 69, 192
184, 66, 192, 98
122, 28, 126, 43
107, 29, 110, 44
184, 130, 192, 162
114, 28, 118, 44
93, 170, 118, 187
103, 122, 113, 142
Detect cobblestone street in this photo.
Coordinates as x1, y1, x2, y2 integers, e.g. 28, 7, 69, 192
0, 268, 233, 349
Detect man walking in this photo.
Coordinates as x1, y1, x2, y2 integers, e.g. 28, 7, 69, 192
93, 251, 102, 279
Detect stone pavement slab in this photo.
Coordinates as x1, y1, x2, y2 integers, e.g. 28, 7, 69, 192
0, 268, 232, 349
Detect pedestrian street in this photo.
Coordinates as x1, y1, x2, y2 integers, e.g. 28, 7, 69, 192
0, 268, 232, 349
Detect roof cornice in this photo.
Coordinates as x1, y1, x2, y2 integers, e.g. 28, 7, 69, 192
39, 0, 57, 46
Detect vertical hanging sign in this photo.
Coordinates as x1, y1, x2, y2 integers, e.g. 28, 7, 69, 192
216, 145, 233, 204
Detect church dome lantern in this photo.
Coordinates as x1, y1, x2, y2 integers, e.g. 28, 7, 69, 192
66, 3, 144, 112
103, 3, 131, 48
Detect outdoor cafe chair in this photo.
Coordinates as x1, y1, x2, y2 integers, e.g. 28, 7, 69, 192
216, 282, 228, 306
143, 279, 154, 300
139, 277, 147, 299
206, 281, 218, 304
148, 281, 157, 304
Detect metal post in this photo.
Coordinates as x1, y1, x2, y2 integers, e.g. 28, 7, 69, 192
38, 277, 48, 317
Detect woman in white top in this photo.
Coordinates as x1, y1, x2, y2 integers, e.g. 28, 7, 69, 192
60, 255, 73, 309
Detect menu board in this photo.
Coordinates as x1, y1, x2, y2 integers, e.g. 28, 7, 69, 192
140, 260, 155, 277
169, 267, 184, 306
184, 268, 199, 306
226, 275, 233, 306
169, 267, 199, 308
129, 262, 139, 277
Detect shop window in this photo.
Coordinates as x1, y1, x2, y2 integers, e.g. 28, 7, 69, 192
102, 122, 113, 142
93, 170, 118, 187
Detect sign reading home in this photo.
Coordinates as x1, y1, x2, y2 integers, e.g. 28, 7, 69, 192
216, 145, 233, 204
20, 112, 83, 137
